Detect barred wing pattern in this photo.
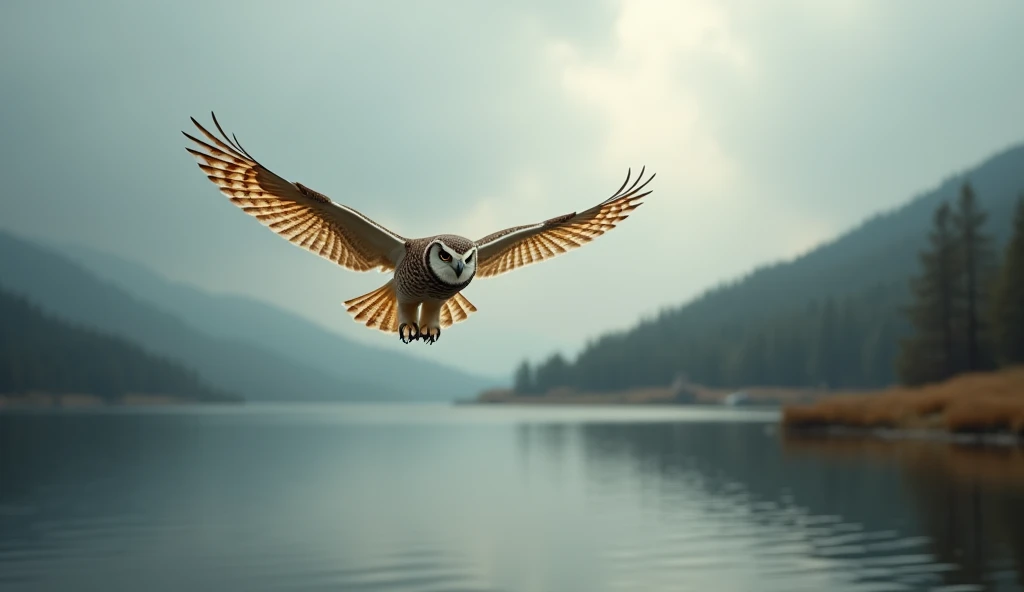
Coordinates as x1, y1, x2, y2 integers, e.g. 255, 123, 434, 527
474, 168, 655, 278
183, 113, 407, 273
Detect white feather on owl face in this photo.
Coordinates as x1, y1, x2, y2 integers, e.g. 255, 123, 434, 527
427, 240, 477, 285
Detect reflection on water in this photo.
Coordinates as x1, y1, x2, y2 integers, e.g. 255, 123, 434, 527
0, 405, 1021, 591
783, 435, 1024, 592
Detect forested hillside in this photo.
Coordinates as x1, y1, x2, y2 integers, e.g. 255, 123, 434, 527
513, 144, 1024, 394
58, 244, 498, 401
0, 289, 234, 401
0, 231, 390, 402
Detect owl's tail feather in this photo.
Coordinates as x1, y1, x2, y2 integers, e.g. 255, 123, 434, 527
344, 280, 400, 333
344, 283, 478, 334
440, 292, 478, 328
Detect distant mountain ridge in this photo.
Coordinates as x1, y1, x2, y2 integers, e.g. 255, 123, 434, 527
518, 142, 1024, 393
672, 143, 1024, 328
56, 243, 498, 400
0, 231, 492, 401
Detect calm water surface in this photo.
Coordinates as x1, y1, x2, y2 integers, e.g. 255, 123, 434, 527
1, 404, 1023, 592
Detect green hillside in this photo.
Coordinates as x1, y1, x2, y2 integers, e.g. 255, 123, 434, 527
514, 143, 1024, 394
0, 288, 235, 402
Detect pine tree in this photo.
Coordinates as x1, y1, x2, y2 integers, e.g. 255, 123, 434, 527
534, 354, 571, 392
951, 181, 996, 371
898, 202, 962, 385
836, 298, 862, 387
733, 330, 768, 386
808, 297, 840, 388
992, 195, 1024, 365
513, 360, 535, 394
862, 317, 898, 387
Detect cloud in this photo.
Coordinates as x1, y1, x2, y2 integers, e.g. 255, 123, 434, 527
2, 0, 1023, 376
548, 0, 749, 192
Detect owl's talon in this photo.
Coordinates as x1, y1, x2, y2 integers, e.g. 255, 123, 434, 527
399, 322, 420, 344
419, 326, 441, 344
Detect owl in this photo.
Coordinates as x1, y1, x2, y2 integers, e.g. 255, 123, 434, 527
184, 113, 655, 344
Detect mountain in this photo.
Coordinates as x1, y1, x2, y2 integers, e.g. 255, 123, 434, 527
516, 143, 1024, 393
0, 287, 236, 402
0, 231, 483, 401
661, 143, 1023, 330
56, 244, 498, 400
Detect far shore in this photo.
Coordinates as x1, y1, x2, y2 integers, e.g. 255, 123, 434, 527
470, 383, 832, 407
0, 392, 241, 410
470, 367, 1024, 446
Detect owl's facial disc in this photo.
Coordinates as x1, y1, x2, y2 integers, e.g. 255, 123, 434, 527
428, 241, 477, 285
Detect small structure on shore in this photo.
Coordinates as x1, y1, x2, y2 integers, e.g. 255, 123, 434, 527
723, 391, 751, 406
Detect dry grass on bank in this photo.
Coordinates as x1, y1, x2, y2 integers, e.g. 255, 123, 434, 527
782, 366, 1024, 435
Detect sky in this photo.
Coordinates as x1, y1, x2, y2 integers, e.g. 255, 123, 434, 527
2, 1, 1024, 377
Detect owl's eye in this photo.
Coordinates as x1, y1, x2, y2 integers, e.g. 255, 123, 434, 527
465, 252, 474, 263
438, 249, 452, 262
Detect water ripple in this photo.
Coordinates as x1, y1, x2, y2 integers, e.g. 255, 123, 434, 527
2, 409, 1019, 592
598, 491, 950, 592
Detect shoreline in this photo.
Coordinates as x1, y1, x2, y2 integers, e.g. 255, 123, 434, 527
783, 424, 1024, 448
472, 384, 822, 407
0, 392, 241, 410
470, 367, 1024, 448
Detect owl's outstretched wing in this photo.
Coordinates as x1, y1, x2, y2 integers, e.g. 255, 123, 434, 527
183, 113, 407, 272
474, 168, 655, 278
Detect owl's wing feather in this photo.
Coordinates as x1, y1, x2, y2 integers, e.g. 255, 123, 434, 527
474, 168, 655, 278
183, 113, 407, 273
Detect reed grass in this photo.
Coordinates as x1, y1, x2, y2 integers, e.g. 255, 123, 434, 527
782, 366, 1024, 436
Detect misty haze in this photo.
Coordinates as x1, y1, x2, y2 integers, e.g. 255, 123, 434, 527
2, 2, 1024, 591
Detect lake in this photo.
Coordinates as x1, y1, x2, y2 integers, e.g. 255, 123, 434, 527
1, 404, 1022, 591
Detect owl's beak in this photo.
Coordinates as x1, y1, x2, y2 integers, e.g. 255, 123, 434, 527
453, 260, 465, 278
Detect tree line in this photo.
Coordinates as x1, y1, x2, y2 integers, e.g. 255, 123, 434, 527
512, 185, 1024, 395
514, 286, 906, 394
0, 288, 236, 401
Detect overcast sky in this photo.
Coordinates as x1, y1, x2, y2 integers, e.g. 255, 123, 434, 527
2, 1, 1024, 377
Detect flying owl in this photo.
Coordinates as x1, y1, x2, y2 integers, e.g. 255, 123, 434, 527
183, 113, 655, 344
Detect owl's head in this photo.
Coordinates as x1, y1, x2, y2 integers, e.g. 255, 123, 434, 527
426, 237, 477, 285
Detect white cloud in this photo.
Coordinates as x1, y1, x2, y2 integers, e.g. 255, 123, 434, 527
547, 0, 752, 193
451, 171, 552, 239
